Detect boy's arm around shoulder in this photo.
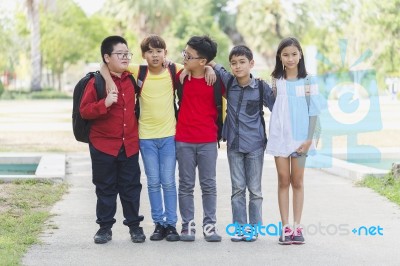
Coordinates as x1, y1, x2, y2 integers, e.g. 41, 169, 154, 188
261, 80, 275, 112
79, 78, 108, 120
212, 62, 234, 91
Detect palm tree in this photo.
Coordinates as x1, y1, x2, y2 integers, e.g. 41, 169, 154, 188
26, 0, 42, 91
105, 0, 179, 38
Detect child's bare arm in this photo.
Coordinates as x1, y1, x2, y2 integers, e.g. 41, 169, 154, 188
100, 63, 117, 93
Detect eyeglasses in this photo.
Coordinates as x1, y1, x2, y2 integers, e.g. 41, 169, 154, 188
111, 52, 133, 60
181, 50, 203, 60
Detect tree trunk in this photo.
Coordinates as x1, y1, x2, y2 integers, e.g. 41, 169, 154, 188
223, 27, 246, 46
27, 0, 42, 91
57, 72, 62, 91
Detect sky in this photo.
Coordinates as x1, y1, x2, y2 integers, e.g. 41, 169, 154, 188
0, 0, 105, 17
72, 0, 105, 16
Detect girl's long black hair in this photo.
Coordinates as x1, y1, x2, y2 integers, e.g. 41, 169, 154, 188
271, 37, 307, 79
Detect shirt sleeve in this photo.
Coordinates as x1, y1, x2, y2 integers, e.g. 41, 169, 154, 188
261, 80, 275, 112
79, 78, 108, 119
214, 64, 234, 89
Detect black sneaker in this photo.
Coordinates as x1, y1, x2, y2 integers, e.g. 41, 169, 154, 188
150, 223, 165, 241
165, 225, 180, 242
94, 228, 112, 244
130, 226, 146, 243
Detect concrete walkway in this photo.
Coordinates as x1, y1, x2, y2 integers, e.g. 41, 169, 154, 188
23, 151, 400, 266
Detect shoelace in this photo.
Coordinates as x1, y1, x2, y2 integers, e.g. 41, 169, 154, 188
294, 228, 303, 236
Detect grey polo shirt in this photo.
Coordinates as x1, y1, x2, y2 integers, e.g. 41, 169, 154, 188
214, 64, 275, 153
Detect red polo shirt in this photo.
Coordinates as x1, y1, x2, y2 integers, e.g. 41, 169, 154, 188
80, 71, 139, 157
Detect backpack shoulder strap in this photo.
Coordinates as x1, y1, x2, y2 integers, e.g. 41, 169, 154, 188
137, 65, 148, 94
176, 70, 185, 108
226, 76, 235, 100
167, 63, 177, 90
93, 71, 106, 100
166, 63, 179, 118
257, 79, 267, 144
213, 72, 223, 112
128, 75, 139, 94
213, 73, 223, 146
258, 79, 264, 113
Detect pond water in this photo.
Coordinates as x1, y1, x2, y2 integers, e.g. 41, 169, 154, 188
0, 164, 38, 175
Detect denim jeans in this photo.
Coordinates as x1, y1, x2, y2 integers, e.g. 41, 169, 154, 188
176, 141, 218, 231
227, 147, 264, 225
140, 136, 178, 227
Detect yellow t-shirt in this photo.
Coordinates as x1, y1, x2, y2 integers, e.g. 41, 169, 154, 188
128, 64, 183, 139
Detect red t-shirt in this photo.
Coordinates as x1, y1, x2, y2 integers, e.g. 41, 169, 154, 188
175, 73, 222, 143
79, 71, 139, 157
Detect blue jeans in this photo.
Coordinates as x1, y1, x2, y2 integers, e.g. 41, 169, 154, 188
140, 136, 178, 227
227, 147, 264, 225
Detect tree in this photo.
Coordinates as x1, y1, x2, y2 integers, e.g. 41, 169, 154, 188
101, 0, 231, 66
104, 0, 180, 38
235, 0, 290, 68
372, 0, 400, 76
235, 0, 357, 72
164, 0, 231, 66
40, 0, 114, 90
210, 0, 246, 45
26, 0, 42, 91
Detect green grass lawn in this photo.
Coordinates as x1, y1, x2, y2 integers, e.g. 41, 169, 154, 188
359, 173, 400, 206
0, 180, 68, 265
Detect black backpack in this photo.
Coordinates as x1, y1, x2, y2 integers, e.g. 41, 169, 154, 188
176, 71, 224, 146
135, 63, 178, 119
72, 71, 138, 143
226, 76, 267, 146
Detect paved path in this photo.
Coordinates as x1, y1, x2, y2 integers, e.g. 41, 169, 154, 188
22, 151, 400, 266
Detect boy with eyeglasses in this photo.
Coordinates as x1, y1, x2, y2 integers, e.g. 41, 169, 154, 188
80, 35, 145, 244
100, 35, 216, 243
176, 35, 224, 242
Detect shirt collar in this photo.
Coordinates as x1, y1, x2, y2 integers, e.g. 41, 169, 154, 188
233, 74, 257, 89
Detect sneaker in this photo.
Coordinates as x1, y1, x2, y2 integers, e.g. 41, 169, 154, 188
150, 223, 165, 241
204, 231, 222, 242
165, 225, 180, 242
278, 227, 293, 245
230, 233, 245, 242
180, 229, 195, 242
242, 227, 258, 242
130, 226, 146, 243
292, 227, 305, 244
94, 228, 112, 244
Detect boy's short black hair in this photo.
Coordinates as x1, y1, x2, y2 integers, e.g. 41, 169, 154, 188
101, 36, 128, 64
141, 34, 166, 53
229, 45, 253, 62
187, 35, 217, 63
